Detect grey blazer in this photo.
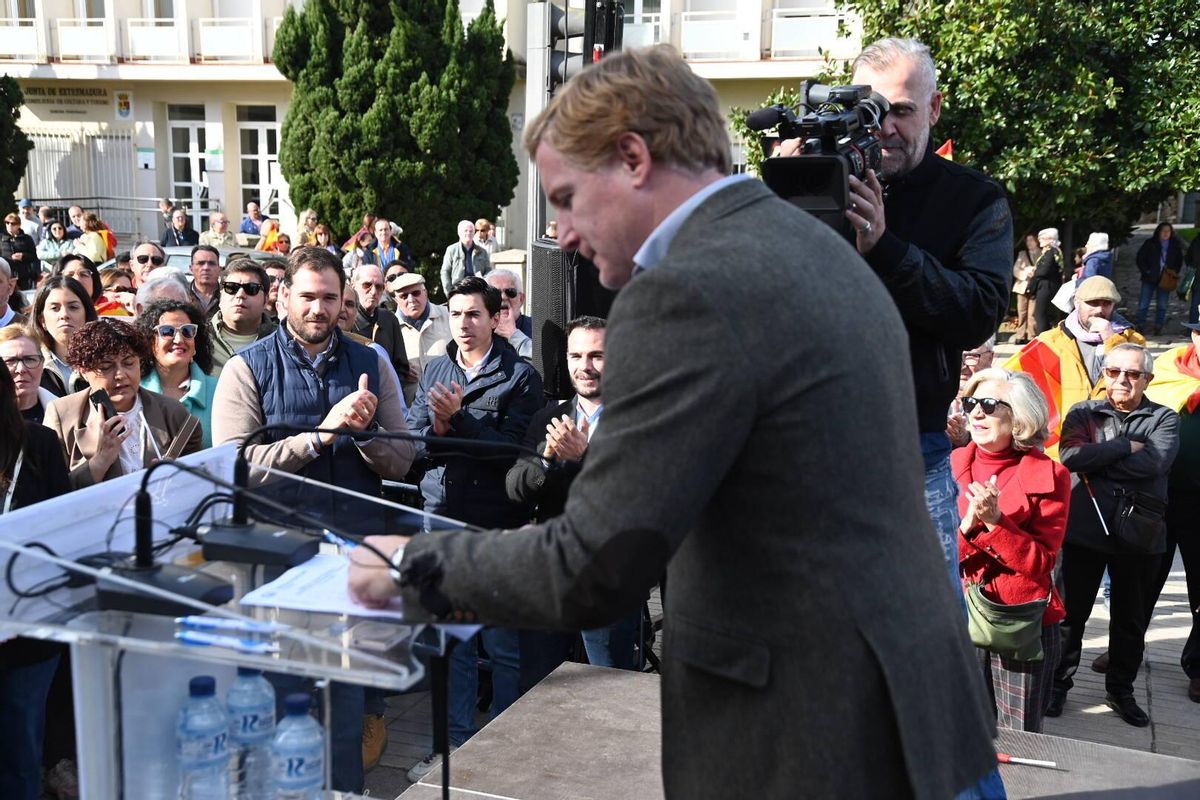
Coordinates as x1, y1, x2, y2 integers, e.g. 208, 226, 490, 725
439, 241, 491, 291
399, 179, 996, 798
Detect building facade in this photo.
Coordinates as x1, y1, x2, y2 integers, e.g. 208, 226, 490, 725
0, 0, 858, 249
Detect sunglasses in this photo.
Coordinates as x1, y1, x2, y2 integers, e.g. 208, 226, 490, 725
156, 323, 198, 340
135, 254, 166, 265
499, 287, 519, 299
221, 280, 263, 296
107, 286, 135, 294
1103, 367, 1147, 381
962, 397, 1012, 416
397, 289, 425, 300
385, 272, 409, 284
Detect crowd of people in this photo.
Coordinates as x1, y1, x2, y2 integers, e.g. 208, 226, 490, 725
2, 39, 1200, 800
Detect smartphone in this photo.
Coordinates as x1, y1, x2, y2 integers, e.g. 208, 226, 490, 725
90, 388, 118, 419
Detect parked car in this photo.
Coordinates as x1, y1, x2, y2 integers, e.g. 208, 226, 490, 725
97, 246, 287, 271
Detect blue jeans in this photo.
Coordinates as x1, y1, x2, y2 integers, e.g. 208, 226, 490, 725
1137, 281, 1169, 329
926, 457, 1007, 800
582, 612, 641, 670
0, 652, 59, 800
449, 627, 519, 747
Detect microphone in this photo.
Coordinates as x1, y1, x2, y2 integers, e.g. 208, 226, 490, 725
93, 479, 233, 617
746, 105, 789, 132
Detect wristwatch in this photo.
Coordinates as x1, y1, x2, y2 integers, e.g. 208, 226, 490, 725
388, 543, 406, 586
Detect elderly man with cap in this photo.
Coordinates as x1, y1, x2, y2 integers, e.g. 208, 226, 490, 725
392, 272, 451, 405
1006, 275, 1145, 460
16, 199, 39, 239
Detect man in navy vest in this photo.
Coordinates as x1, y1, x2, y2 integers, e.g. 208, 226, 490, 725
211, 245, 414, 792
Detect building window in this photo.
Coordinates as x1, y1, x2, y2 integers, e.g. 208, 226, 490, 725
236, 105, 277, 123
167, 104, 208, 230
237, 105, 280, 216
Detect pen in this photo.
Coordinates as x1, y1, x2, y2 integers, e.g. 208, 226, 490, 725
176, 616, 284, 634
175, 630, 280, 654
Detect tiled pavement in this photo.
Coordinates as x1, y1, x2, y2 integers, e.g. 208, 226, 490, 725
363, 227, 1199, 796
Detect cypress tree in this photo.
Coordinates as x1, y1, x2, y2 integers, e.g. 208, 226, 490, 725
0, 76, 33, 202
275, 0, 518, 291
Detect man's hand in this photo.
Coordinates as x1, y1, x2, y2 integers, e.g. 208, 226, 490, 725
429, 381, 464, 435
846, 171, 887, 254
318, 374, 377, 446
348, 535, 410, 608
545, 415, 589, 462
1130, 440, 1145, 454
406, 362, 422, 384
946, 414, 969, 448
10, 251, 23, 260
777, 138, 803, 157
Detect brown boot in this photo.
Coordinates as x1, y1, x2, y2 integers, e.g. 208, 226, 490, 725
362, 713, 387, 772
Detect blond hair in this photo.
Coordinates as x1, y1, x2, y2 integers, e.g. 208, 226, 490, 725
524, 45, 731, 175
962, 368, 1050, 451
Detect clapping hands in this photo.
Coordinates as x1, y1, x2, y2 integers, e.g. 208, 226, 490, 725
961, 475, 1001, 532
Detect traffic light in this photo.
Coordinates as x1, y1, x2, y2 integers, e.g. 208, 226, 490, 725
547, 1, 625, 93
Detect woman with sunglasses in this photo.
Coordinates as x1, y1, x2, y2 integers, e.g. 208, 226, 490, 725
137, 300, 218, 448
31, 276, 97, 396
36, 220, 74, 272
0, 212, 38, 291
952, 368, 1070, 733
100, 268, 137, 316
43, 319, 202, 487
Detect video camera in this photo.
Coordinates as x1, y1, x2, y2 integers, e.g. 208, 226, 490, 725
749, 83, 890, 238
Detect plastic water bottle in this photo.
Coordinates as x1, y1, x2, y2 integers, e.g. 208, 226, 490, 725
226, 668, 275, 800
177, 675, 232, 800
271, 693, 325, 800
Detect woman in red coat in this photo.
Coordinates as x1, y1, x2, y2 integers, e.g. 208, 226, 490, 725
953, 367, 1071, 732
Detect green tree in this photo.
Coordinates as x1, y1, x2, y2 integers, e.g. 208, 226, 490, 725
735, 1, 1200, 249
274, 0, 518, 292
0, 76, 33, 203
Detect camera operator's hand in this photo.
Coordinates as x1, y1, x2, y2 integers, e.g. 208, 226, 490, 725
846, 170, 886, 254
777, 137, 803, 158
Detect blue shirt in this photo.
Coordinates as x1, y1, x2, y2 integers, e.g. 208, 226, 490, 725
141, 362, 218, 448
632, 174, 755, 272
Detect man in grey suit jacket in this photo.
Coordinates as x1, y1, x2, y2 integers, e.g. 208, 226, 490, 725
351, 46, 995, 799
439, 219, 491, 293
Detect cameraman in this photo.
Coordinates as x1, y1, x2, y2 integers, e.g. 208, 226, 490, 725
783, 38, 1012, 592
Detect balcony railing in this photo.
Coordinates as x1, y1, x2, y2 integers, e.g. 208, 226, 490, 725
195, 17, 257, 63
55, 18, 112, 63
769, 7, 844, 58
126, 18, 186, 63
0, 18, 43, 61
623, 12, 663, 48
679, 9, 758, 61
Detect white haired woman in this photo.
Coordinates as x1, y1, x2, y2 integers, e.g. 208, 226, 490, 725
952, 367, 1071, 731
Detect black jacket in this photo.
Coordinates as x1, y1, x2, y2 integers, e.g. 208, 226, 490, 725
865, 143, 1013, 434
1059, 397, 1180, 554
1, 232, 39, 289
351, 306, 410, 382
1032, 245, 1067, 284
407, 336, 544, 528
161, 226, 199, 247
506, 398, 583, 522
1135, 236, 1184, 285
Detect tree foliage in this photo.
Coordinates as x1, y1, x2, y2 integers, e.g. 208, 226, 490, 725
0, 76, 33, 203
274, 0, 518, 289
735, 1, 1200, 249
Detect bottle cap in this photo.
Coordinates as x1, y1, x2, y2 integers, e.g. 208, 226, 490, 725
189, 675, 216, 697
284, 692, 311, 716
237, 667, 263, 677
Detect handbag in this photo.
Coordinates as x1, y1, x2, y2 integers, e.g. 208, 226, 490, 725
1112, 488, 1167, 553
1159, 268, 1180, 291
1050, 279, 1075, 313
964, 581, 1047, 662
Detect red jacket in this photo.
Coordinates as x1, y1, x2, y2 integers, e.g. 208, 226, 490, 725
952, 444, 1071, 625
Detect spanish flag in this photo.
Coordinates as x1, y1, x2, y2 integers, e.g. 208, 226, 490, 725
1146, 344, 1200, 414
935, 139, 954, 160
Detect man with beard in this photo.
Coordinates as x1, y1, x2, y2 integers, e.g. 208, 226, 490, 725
506, 316, 643, 688
211, 246, 414, 794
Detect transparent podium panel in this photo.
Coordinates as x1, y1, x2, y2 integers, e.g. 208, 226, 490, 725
0, 444, 468, 799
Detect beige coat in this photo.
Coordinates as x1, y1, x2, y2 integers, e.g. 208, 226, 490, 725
43, 387, 204, 488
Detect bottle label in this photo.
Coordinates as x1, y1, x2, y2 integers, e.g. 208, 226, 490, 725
178, 730, 229, 765
231, 709, 275, 744
275, 752, 324, 788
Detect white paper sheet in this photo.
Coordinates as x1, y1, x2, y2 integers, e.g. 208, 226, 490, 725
240, 553, 408, 620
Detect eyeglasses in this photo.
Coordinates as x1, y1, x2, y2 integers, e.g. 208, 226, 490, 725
385, 272, 409, 284
397, 289, 424, 300
359, 281, 384, 291
155, 323, 198, 340
5, 221, 20, 226
221, 281, 263, 296
498, 287, 519, 299
2, 354, 43, 371
135, 254, 165, 266
961, 351, 992, 363
1103, 367, 1147, 381
962, 397, 1012, 416
107, 286, 135, 294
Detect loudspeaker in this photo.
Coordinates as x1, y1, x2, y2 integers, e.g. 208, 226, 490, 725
529, 238, 616, 399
